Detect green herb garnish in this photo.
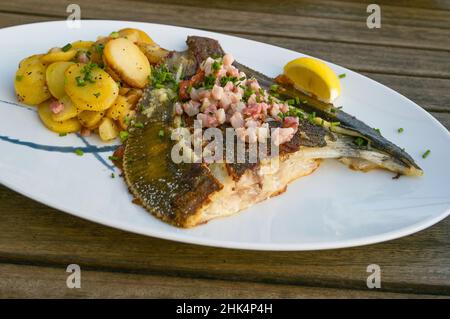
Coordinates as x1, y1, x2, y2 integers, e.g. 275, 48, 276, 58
110, 31, 119, 38
422, 150, 431, 159
398, 128, 404, 133
212, 60, 222, 71
374, 128, 381, 135
109, 155, 120, 161
270, 84, 279, 92
354, 137, 367, 147
59, 132, 67, 137
220, 76, 237, 87
338, 73, 346, 79
15, 75, 23, 82
74, 149, 84, 156
158, 129, 165, 137
119, 131, 129, 142
111, 173, 115, 178
134, 122, 144, 129
95, 43, 104, 54
75, 76, 86, 87
61, 43, 72, 52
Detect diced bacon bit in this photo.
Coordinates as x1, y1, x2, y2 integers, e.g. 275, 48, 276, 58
223, 81, 234, 92
283, 116, 299, 132
223, 53, 234, 67
215, 108, 226, 124
49, 100, 64, 114
248, 79, 260, 92
182, 100, 200, 116
201, 57, 215, 76
197, 112, 219, 128
80, 127, 91, 137
230, 112, 244, 128
174, 102, 183, 115
279, 103, 289, 113
77, 52, 89, 64
243, 103, 262, 119
272, 127, 295, 146
211, 84, 224, 100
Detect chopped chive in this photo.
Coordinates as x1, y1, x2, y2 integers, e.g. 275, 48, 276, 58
119, 131, 129, 142
422, 150, 431, 159
374, 128, 381, 135
123, 115, 131, 126
354, 137, 367, 147
398, 128, 404, 133
158, 129, 165, 137
59, 132, 67, 137
15, 75, 23, 82
212, 60, 222, 71
74, 149, 84, 156
75, 76, 86, 87
109, 155, 120, 161
61, 43, 72, 52
111, 173, 115, 178
331, 121, 340, 126
270, 84, 279, 92
338, 73, 346, 79
134, 122, 144, 129
110, 31, 119, 38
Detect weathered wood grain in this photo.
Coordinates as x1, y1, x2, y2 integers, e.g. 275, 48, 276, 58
0, 0, 449, 51
343, 0, 450, 11
150, 0, 450, 30
0, 179, 449, 295
1, 263, 446, 298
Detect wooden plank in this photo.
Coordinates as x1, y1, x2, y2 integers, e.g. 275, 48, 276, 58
342, 0, 450, 11
150, 0, 450, 30
1, 12, 450, 82
0, 180, 449, 295
0, 0, 449, 51
1, 263, 445, 298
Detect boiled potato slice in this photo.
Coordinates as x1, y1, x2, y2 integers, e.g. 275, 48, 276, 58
118, 28, 154, 44
78, 110, 104, 129
51, 95, 80, 122
106, 95, 130, 120
46, 61, 74, 99
136, 42, 169, 65
103, 38, 151, 88
71, 40, 94, 51
15, 54, 51, 105
98, 117, 119, 141
118, 110, 136, 130
38, 100, 81, 134
64, 63, 119, 111
41, 47, 77, 63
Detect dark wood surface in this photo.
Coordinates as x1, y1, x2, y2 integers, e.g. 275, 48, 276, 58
0, 0, 449, 298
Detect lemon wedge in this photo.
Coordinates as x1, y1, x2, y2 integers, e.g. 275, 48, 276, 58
283, 57, 341, 103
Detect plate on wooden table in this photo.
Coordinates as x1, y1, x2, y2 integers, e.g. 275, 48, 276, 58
1, 20, 449, 251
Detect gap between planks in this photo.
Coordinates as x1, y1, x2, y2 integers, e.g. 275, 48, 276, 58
0, 0, 449, 52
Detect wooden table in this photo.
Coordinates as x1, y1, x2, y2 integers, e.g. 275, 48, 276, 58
1, 0, 449, 298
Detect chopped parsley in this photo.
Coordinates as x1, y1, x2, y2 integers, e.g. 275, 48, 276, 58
354, 137, 367, 147
158, 129, 165, 137
307, 112, 316, 124
74, 149, 84, 156
111, 173, 115, 178
134, 122, 144, 129
123, 115, 131, 126
330, 121, 340, 126
243, 87, 255, 102
119, 131, 129, 142
398, 128, 404, 133
203, 75, 216, 89
422, 150, 431, 159
109, 155, 120, 161
374, 128, 381, 135
338, 73, 346, 79
75, 76, 86, 87
15, 75, 23, 82
59, 132, 67, 137
61, 43, 72, 52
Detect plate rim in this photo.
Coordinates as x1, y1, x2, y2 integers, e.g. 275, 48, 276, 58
1, 19, 449, 251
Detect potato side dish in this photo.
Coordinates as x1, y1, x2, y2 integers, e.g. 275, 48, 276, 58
14, 28, 169, 141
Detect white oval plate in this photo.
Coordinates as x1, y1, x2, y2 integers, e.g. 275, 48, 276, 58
1, 20, 449, 251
